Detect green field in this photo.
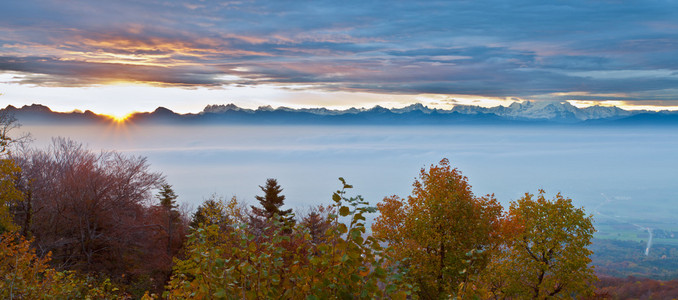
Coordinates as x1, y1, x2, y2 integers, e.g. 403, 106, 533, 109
591, 218, 678, 279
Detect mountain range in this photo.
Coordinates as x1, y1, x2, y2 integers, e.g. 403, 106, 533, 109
3, 101, 678, 125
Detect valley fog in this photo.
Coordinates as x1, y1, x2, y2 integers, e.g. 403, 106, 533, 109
21, 123, 678, 228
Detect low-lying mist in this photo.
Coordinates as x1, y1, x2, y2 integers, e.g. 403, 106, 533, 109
21, 123, 678, 228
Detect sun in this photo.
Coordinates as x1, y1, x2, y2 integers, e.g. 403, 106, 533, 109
105, 113, 135, 123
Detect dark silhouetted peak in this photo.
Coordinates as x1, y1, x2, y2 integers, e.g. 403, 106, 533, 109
275, 106, 295, 112
344, 107, 362, 114
20, 104, 52, 113
6, 101, 671, 125
368, 105, 390, 113
153, 107, 175, 115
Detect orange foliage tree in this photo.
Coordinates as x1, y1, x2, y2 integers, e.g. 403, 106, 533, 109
479, 190, 597, 299
372, 158, 503, 299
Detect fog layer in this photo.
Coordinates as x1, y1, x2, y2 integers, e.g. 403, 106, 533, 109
23, 124, 678, 226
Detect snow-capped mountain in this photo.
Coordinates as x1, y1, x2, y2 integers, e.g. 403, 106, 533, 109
391, 103, 434, 114
195, 101, 654, 123
451, 101, 637, 121
202, 104, 254, 113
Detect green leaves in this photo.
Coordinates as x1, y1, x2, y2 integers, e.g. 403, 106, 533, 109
166, 178, 403, 299
339, 206, 350, 217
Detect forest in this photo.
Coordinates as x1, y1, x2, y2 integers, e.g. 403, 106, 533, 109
1, 111, 676, 299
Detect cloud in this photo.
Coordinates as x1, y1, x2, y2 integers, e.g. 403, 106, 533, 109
1, 0, 678, 103
0, 56, 230, 86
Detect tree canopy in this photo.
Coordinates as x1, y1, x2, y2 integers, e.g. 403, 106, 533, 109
0, 143, 602, 299
0, 112, 24, 233
480, 190, 597, 298
373, 158, 503, 298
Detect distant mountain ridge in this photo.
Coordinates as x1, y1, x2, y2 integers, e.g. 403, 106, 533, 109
3, 101, 678, 125
199, 101, 640, 122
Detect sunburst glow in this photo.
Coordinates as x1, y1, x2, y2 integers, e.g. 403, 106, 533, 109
105, 113, 134, 123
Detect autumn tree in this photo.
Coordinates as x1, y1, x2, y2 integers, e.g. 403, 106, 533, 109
11, 138, 167, 293
190, 198, 225, 230
0, 159, 21, 233
0, 231, 123, 298
0, 111, 24, 233
372, 158, 503, 299
480, 190, 597, 299
190, 194, 247, 231
299, 204, 334, 244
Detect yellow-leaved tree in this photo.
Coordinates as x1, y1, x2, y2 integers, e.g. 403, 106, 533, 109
0, 110, 27, 233
0, 111, 23, 233
0, 159, 21, 233
372, 158, 503, 299
0, 231, 123, 298
479, 190, 597, 299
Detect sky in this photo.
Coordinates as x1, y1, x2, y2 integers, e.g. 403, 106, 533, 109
2, 0, 678, 116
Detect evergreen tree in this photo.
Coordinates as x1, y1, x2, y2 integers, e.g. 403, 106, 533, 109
157, 184, 179, 255
158, 184, 178, 211
300, 205, 334, 244
251, 178, 293, 224
189, 198, 226, 230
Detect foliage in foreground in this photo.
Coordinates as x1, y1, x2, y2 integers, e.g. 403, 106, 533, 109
165, 178, 409, 299
165, 160, 598, 299
0, 232, 122, 299
0, 159, 22, 233
1, 114, 599, 299
9, 138, 181, 296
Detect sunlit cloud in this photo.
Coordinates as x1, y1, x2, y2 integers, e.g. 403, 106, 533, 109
1, 0, 678, 111
569, 100, 678, 111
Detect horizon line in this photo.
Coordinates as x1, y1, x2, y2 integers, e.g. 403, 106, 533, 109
6, 99, 678, 118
